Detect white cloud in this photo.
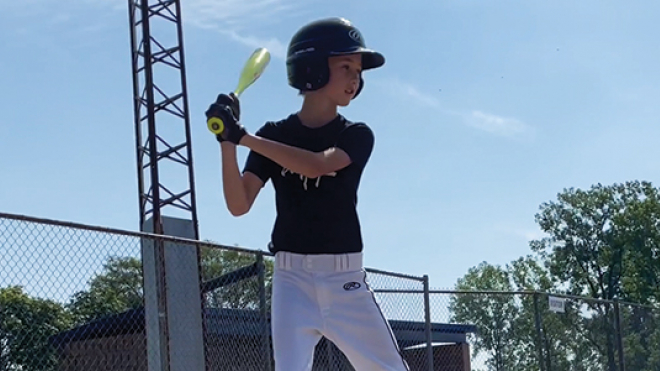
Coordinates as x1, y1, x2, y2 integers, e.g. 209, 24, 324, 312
182, 0, 312, 56
464, 110, 533, 139
400, 83, 441, 108
3, 0, 122, 13
221, 30, 288, 60
375, 78, 534, 140
183, 0, 275, 28
511, 228, 546, 242
372, 78, 441, 108
2, 0, 304, 58
492, 223, 546, 242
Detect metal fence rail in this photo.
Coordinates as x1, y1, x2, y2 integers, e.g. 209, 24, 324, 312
1, 211, 658, 371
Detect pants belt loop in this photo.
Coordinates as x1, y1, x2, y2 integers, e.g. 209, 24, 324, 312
335, 255, 348, 271
276, 252, 292, 271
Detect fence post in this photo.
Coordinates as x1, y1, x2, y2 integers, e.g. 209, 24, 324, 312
257, 253, 272, 371
614, 299, 625, 371
533, 292, 546, 371
142, 217, 206, 371
423, 275, 434, 371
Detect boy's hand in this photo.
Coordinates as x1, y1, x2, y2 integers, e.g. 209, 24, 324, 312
214, 92, 240, 120
205, 101, 247, 145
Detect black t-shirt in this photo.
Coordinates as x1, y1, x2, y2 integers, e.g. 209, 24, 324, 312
243, 113, 374, 255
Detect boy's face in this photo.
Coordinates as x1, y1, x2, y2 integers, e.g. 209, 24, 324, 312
322, 54, 362, 107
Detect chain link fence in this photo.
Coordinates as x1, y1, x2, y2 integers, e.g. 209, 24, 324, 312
1, 211, 658, 371
425, 290, 660, 371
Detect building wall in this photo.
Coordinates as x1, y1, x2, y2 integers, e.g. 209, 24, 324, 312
57, 334, 146, 371
402, 344, 471, 371
57, 334, 471, 371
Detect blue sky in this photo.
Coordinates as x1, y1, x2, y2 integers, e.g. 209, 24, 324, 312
1, 0, 659, 291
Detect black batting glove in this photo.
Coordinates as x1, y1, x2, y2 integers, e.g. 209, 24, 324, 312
214, 92, 240, 121
205, 103, 247, 145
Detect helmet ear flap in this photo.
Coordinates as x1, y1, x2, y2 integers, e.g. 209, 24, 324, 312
352, 74, 364, 99
304, 62, 330, 91
288, 57, 330, 92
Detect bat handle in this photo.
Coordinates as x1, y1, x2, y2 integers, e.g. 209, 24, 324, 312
233, 87, 245, 98
207, 117, 225, 135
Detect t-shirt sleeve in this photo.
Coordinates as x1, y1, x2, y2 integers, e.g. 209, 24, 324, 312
243, 124, 277, 183
335, 123, 375, 169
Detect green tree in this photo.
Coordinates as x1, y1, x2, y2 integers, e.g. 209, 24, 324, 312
449, 257, 643, 371
448, 262, 520, 371
450, 257, 583, 371
0, 286, 72, 371
67, 245, 274, 322
67, 256, 143, 324
530, 181, 660, 371
506, 257, 553, 371
199, 246, 274, 310
531, 180, 660, 303
617, 303, 660, 371
507, 256, 604, 371
446, 181, 660, 370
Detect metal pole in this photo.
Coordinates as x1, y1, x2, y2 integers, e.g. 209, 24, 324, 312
131, 0, 169, 366
155, 239, 170, 371
257, 253, 272, 371
423, 275, 434, 371
533, 292, 546, 371
614, 299, 626, 371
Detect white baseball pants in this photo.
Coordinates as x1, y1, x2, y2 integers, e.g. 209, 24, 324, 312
271, 251, 410, 371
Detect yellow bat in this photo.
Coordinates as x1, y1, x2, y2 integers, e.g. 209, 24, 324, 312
207, 47, 271, 135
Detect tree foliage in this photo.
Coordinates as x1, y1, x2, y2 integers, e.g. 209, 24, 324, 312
66, 245, 274, 323
531, 181, 660, 371
199, 245, 274, 310
1, 245, 275, 370
67, 256, 143, 324
449, 262, 520, 371
531, 180, 660, 304
0, 286, 72, 371
450, 181, 660, 371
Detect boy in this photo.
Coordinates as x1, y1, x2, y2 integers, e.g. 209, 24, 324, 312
206, 17, 410, 371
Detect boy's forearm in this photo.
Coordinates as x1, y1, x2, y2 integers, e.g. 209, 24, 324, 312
220, 142, 249, 216
240, 134, 324, 178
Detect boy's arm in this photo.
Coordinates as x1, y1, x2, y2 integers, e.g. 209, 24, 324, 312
208, 98, 371, 179
240, 134, 351, 179
220, 142, 264, 216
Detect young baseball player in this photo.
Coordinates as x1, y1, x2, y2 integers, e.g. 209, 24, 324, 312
206, 17, 410, 371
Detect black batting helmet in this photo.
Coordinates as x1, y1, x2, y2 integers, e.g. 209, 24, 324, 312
286, 17, 385, 99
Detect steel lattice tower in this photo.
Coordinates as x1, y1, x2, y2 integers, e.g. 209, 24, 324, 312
127, 2, 207, 371
128, 0, 199, 239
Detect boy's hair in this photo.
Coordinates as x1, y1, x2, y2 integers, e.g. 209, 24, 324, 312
286, 17, 385, 99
